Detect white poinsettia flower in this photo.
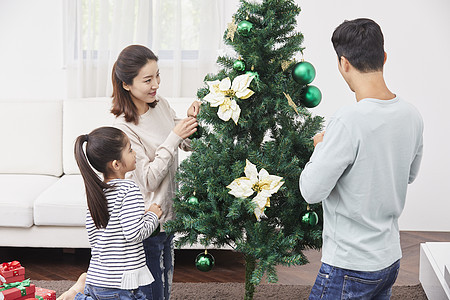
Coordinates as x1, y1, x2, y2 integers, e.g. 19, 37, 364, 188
203, 74, 254, 124
231, 74, 254, 99
226, 159, 284, 221
217, 97, 241, 124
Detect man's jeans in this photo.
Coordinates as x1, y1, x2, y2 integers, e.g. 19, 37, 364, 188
140, 232, 174, 300
74, 284, 147, 300
309, 260, 400, 300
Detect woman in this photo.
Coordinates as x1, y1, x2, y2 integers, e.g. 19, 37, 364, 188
111, 45, 199, 300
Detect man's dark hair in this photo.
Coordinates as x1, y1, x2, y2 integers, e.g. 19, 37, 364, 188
332, 18, 385, 72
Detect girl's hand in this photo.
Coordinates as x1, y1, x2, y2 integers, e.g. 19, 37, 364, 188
147, 203, 163, 219
187, 101, 201, 118
173, 117, 198, 139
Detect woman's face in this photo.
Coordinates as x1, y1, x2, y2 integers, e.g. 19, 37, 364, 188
123, 60, 160, 112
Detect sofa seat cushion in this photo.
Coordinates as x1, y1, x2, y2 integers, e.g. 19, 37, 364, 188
0, 174, 59, 228
34, 175, 88, 226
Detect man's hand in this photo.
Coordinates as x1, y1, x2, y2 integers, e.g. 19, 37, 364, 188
313, 131, 325, 147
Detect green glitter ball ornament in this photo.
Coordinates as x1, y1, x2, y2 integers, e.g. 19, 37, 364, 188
195, 251, 215, 272
301, 85, 322, 108
292, 61, 316, 85
302, 211, 319, 226
237, 20, 253, 37
187, 195, 199, 205
233, 60, 246, 72
245, 71, 259, 81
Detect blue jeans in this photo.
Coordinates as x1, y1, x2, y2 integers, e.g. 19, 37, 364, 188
309, 260, 400, 300
140, 232, 174, 300
74, 284, 147, 300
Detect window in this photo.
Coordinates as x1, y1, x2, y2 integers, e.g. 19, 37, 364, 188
64, 0, 227, 97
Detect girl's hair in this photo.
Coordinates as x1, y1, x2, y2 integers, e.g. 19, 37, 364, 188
74, 126, 128, 229
111, 44, 159, 125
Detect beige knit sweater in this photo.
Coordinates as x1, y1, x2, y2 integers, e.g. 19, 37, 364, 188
114, 95, 190, 230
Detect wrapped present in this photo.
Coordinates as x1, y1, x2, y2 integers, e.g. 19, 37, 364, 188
0, 262, 25, 284
34, 288, 55, 300
0, 279, 35, 300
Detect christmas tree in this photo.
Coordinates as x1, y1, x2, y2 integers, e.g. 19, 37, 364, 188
165, 0, 324, 299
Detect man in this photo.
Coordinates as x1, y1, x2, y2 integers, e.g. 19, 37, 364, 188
299, 18, 423, 299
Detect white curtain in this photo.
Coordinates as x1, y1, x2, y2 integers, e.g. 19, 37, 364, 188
63, 0, 234, 99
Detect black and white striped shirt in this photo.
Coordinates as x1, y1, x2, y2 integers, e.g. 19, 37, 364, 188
85, 179, 158, 289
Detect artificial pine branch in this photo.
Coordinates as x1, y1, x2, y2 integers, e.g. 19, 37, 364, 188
165, 1, 324, 299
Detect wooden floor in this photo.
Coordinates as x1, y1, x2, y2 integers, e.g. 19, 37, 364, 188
1, 231, 449, 286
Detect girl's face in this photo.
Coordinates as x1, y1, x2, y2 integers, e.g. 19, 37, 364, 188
124, 60, 160, 113
120, 139, 136, 173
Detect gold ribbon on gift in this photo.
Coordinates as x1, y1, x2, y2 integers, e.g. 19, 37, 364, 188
0, 278, 30, 296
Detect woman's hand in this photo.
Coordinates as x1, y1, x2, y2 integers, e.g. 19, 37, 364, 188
147, 203, 163, 219
187, 101, 201, 118
173, 117, 198, 139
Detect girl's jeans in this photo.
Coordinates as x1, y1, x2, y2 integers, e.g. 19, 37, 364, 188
309, 259, 400, 300
140, 232, 174, 300
74, 284, 146, 300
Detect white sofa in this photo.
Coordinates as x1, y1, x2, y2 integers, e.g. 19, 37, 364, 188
0, 97, 193, 248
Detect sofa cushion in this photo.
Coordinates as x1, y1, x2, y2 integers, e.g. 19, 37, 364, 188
34, 175, 88, 226
63, 97, 116, 175
0, 174, 59, 227
0, 99, 63, 176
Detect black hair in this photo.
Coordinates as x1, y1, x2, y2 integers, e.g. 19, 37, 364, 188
74, 126, 128, 229
111, 45, 159, 124
332, 18, 385, 72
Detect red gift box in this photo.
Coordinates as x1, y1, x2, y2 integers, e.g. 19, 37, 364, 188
34, 287, 55, 300
0, 262, 25, 284
0, 281, 35, 300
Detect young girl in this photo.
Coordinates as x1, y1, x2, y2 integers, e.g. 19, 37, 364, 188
73, 126, 163, 300
111, 45, 199, 300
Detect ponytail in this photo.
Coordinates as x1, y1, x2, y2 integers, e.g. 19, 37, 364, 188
74, 127, 127, 229
74, 134, 110, 229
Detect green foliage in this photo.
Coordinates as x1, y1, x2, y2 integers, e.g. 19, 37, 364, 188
164, 0, 324, 296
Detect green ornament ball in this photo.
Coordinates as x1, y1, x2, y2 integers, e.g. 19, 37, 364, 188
190, 125, 203, 139
195, 252, 215, 272
292, 61, 316, 85
237, 20, 253, 37
233, 60, 246, 72
301, 85, 322, 108
187, 195, 199, 205
150, 224, 160, 237
245, 71, 259, 81
302, 211, 319, 226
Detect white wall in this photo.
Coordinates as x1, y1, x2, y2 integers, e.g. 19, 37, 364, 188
0, 0, 449, 231
296, 0, 450, 231
0, 0, 65, 100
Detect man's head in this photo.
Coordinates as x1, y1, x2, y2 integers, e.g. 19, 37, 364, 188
332, 18, 385, 73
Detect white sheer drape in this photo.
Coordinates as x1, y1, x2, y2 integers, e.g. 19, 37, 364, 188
64, 0, 232, 98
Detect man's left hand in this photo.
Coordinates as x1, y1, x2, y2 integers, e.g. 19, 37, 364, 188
313, 131, 325, 147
